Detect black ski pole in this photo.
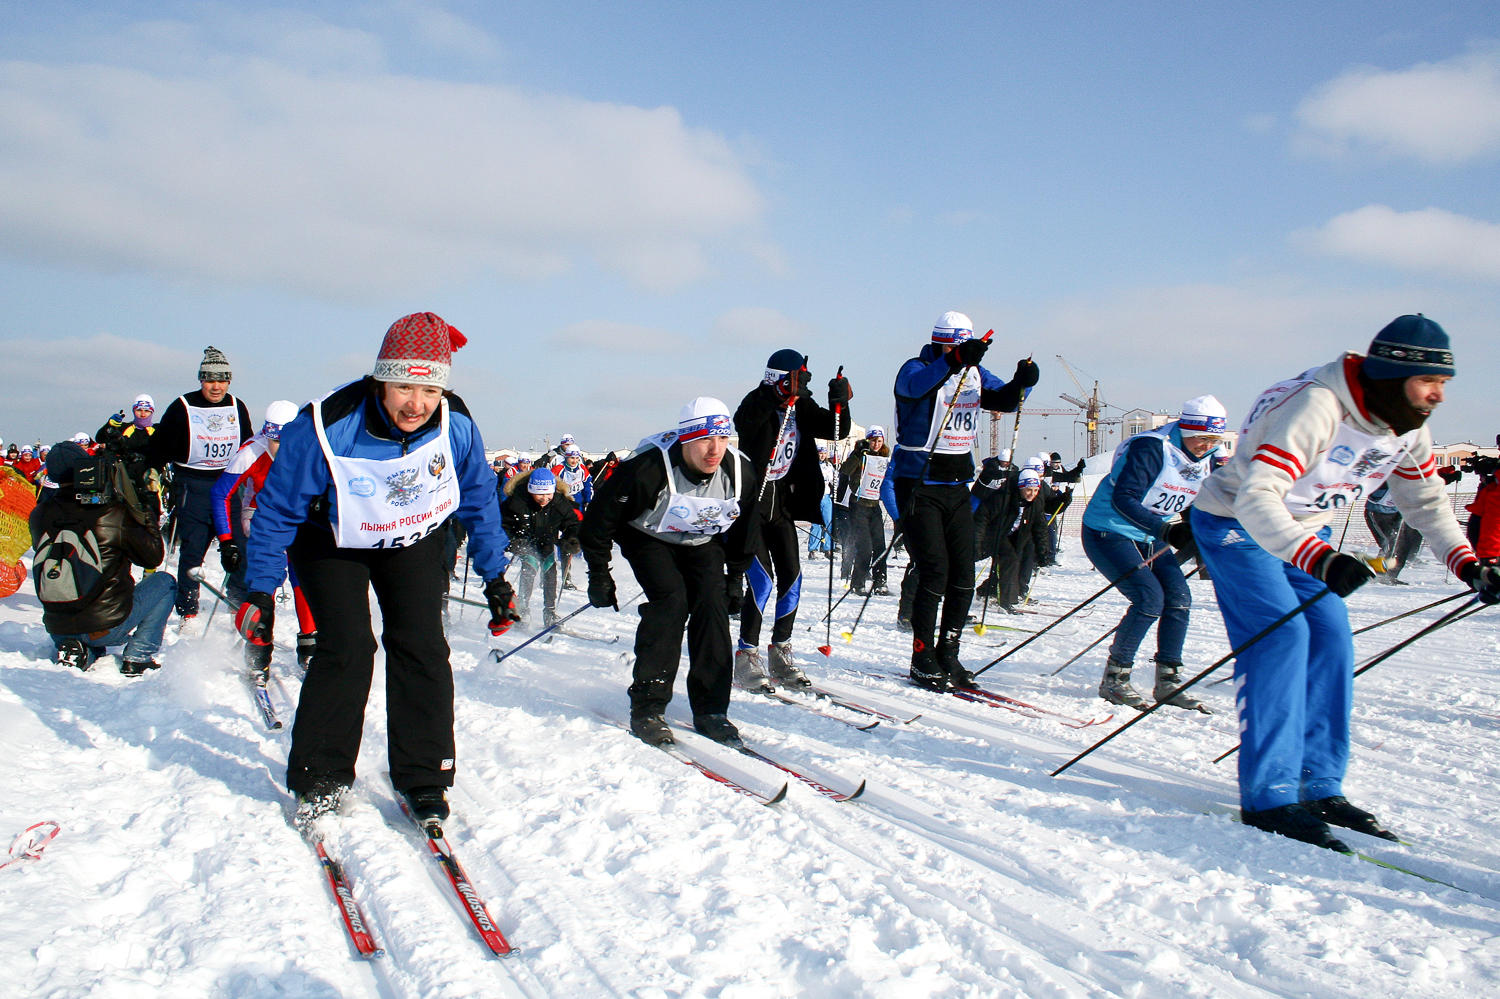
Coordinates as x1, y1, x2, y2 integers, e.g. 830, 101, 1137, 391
489, 604, 592, 664
1351, 590, 1467, 635
1211, 595, 1486, 764
1049, 565, 1200, 676
1052, 587, 1333, 777
972, 545, 1173, 677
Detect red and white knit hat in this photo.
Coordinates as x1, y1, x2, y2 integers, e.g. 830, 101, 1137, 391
371, 312, 468, 388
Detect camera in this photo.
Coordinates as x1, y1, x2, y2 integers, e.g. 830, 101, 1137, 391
1461, 453, 1499, 478
71, 456, 119, 505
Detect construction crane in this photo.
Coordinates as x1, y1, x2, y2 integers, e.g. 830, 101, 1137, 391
1055, 355, 1123, 457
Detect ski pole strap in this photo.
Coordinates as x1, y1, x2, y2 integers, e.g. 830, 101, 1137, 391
1051, 588, 1332, 778
0, 820, 60, 872
973, 545, 1171, 677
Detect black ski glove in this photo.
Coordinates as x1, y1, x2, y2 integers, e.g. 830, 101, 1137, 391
1163, 520, 1196, 557
1312, 550, 1374, 598
561, 537, 581, 556
1460, 561, 1500, 605
827, 374, 852, 408
948, 337, 990, 370
1012, 358, 1041, 388
588, 571, 618, 610
484, 576, 521, 635
234, 592, 275, 644
219, 538, 242, 573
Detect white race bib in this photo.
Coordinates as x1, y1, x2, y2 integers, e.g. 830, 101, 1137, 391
314, 400, 462, 549
180, 396, 242, 470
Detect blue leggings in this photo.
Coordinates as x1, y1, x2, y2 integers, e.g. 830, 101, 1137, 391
1190, 509, 1353, 811
1080, 528, 1189, 665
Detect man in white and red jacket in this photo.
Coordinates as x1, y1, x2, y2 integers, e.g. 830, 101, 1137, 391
1191, 315, 1499, 852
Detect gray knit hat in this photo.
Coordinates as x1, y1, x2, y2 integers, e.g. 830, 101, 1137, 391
198, 346, 232, 382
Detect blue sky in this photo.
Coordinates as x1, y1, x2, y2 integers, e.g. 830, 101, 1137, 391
2, 1, 1497, 459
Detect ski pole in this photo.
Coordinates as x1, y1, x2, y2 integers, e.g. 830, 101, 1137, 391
972, 545, 1173, 677
1052, 587, 1333, 777
489, 604, 592, 664
1335, 501, 1356, 551
756, 361, 809, 505
1351, 590, 1468, 636
820, 396, 841, 657
842, 339, 995, 643
1211, 594, 1486, 764
1049, 565, 1200, 676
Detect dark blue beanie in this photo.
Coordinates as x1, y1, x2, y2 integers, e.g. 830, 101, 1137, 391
1363, 314, 1454, 380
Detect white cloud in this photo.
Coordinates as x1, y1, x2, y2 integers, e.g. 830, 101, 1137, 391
553, 319, 690, 355
0, 18, 767, 299
711, 307, 816, 352
1294, 47, 1500, 164
1297, 205, 1500, 282
0, 334, 193, 444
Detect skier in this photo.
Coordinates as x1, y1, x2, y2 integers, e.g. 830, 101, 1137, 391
1190, 315, 1497, 850
147, 347, 253, 622
1041, 451, 1086, 556
237, 312, 519, 830
501, 465, 580, 628
1081, 395, 1227, 713
1361, 482, 1422, 584
552, 444, 593, 589
805, 445, 836, 559
580, 398, 757, 746
891, 311, 1036, 690
840, 426, 892, 595
978, 466, 1053, 612
211, 400, 318, 672
733, 349, 852, 692
12, 447, 41, 484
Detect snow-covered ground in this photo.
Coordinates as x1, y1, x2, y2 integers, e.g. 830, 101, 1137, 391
3, 537, 1498, 998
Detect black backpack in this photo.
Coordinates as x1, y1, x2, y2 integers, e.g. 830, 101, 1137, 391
33, 517, 108, 613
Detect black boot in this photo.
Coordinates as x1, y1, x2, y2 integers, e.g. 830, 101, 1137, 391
629, 711, 673, 747
910, 644, 950, 691
935, 628, 973, 687
1241, 803, 1352, 853
244, 640, 272, 680
402, 786, 451, 828
693, 713, 743, 747
1304, 796, 1399, 842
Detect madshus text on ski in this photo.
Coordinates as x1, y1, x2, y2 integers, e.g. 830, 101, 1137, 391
12, 308, 1500, 956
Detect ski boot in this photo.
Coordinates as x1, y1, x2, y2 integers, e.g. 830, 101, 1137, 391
296, 632, 317, 671
767, 641, 811, 688
54, 639, 92, 672
543, 608, 560, 629
693, 713, 743, 747
935, 628, 974, 687
1099, 658, 1149, 711
1152, 657, 1211, 714
733, 646, 774, 693
910, 643, 951, 692
1304, 796, 1399, 842
120, 658, 160, 677
402, 786, 450, 833
244, 640, 273, 683
293, 778, 350, 837
1241, 802, 1352, 853
630, 711, 674, 747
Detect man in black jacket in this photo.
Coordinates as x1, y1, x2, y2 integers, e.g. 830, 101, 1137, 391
732, 349, 851, 692
581, 398, 758, 747
30, 442, 175, 674
147, 346, 253, 619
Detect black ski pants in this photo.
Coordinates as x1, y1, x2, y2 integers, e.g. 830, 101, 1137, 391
738, 511, 802, 648
848, 503, 888, 590
894, 479, 975, 650
285, 524, 454, 795
620, 532, 731, 718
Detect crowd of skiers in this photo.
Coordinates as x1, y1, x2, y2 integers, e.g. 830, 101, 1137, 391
13, 308, 1500, 854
